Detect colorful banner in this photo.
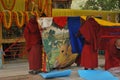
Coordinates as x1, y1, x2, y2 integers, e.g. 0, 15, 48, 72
38, 17, 78, 72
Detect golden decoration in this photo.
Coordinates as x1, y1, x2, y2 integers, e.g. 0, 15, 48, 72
41, 0, 47, 15
25, 11, 40, 23
25, 11, 30, 23
14, 11, 25, 28
31, 11, 39, 19
0, 0, 16, 11
0, 12, 3, 22
2, 11, 12, 29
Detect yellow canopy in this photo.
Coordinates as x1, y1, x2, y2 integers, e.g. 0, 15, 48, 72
52, 9, 120, 27
81, 16, 120, 27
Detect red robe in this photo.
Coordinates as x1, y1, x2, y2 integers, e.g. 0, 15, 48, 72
79, 18, 101, 68
24, 18, 42, 70
105, 38, 120, 70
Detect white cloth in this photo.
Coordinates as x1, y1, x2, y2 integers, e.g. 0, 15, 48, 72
37, 17, 53, 28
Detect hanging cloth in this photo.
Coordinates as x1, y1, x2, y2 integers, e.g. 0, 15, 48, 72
68, 17, 84, 54
53, 17, 67, 28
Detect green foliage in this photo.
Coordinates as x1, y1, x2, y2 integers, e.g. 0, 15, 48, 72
83, 0, 120, 10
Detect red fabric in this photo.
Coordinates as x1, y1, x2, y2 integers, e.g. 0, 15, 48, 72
74, 18, 85, 66
81, 45, 98, 68
79, 18, 101, 68
99, 27, 120, 50
29, 44, 42, 70
105, 38, 120, 70
24, 18, 42, 51
24, 18, 42, 70
24, 26, 31, 50
53, 17, 67, 28
27, 18, 39, 33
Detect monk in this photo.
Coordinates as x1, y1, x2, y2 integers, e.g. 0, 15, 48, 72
24, 15, 42, 74
77, 17, 101, 70
105, 38, 120, 70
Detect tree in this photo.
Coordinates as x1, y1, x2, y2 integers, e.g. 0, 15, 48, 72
83, 0, 120, 11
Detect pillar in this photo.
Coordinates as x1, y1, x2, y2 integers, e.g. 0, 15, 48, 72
0, 23, 4, 64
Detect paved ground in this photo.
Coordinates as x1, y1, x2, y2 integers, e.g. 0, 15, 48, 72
0, 55, 120, 80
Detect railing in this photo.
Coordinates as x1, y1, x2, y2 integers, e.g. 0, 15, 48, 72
3, 36, 26, 60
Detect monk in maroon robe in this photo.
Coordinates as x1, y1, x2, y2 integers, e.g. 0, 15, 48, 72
78, 17, 101, 70
105, 38, 120, 70
24, 15, 42, 74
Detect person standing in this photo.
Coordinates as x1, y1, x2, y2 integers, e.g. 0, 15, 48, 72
24, 15, 42, 74
77, 17, 101, 70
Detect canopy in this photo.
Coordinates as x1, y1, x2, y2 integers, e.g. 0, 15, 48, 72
81, 16, 120, 27
52, 9, 120, 27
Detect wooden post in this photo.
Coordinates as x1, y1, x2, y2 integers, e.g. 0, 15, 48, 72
0, 23, 4, 64
0, 22, 2, 45
0, 27, 2, 40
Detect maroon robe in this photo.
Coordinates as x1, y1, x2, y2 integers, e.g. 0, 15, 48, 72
79, 18, 101, 68
105, 38, 120, 70
24, 17, 42, 70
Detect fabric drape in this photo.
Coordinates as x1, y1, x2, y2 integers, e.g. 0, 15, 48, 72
68, 17, 84, 54
53, 17, 67, 28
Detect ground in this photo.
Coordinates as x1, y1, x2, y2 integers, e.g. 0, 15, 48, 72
0, 55, 120, 80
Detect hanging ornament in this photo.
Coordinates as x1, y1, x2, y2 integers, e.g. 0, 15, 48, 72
25, 12, 29, 23
2, 11, 12, 29
14, 11, 25, 28
31, 11, 39, 19
25, 11, 34, 23
0, 12, 3, 22
38, 0, 47, 17
41, 0, 47, 15
0, 0, 16, 11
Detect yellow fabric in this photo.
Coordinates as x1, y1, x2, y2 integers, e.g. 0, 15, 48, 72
52, 9, 120, 27
81, 16, 120, 26
13, 0, 25, 11
52, 9, 119, 17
